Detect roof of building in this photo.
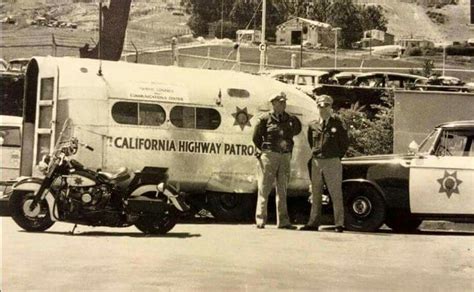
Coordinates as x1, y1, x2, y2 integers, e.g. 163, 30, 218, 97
277, 17, 331, 29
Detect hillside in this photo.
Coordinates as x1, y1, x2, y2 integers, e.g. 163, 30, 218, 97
0, 0, 472, 58
382, 0, 472, 44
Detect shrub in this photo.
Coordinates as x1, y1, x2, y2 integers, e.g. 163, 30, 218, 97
405, 47, 423, 56
336, 94, 393, 157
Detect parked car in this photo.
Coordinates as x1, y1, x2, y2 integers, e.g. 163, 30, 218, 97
259, 69, 329, 96
341, 120, 474, 232
7, 58, 30, 74
314, 72, 427, 113
414, 75, 471, 92
348, 72, 426, 89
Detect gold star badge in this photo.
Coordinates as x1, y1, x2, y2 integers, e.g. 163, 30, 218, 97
437, 170, 462, 198
232, 107, 253, 131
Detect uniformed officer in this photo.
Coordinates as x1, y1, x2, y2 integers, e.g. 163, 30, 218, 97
253, 92, 302, 229
301, 95, 349, 232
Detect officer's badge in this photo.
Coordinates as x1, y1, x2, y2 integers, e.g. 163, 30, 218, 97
232, 107, 253, 130
331, 127, 337, 133
437, 170, 462, 198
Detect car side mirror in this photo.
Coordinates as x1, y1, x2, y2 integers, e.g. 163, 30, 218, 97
408, 140, 419, 154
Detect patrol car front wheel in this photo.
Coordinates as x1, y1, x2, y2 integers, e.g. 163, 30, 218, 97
343, 185, 386, 232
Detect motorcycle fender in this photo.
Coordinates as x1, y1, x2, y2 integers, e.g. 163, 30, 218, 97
13, 179, 58, 222
129, 185, 157, 198
12, 177, 44, 192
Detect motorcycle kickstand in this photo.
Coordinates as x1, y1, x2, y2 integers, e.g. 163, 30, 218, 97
70, 224, 78, 235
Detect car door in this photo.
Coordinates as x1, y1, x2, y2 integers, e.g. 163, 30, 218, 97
409, 129, 474, 215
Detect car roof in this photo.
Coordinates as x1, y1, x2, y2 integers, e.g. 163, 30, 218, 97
9, 58, 30, 63
436, 120, 474, 129
356, 72, 427, 80
262, 69, 329, 76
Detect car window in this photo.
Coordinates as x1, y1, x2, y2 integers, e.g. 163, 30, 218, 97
434, 130, 474, 157
297, 75, 314, 86
418, 129, 439, 154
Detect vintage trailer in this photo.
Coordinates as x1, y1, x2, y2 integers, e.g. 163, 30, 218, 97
20, 56, 319, 220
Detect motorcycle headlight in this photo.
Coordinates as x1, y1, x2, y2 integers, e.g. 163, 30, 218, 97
156, 182, 165, 193
37, 155, 50, 174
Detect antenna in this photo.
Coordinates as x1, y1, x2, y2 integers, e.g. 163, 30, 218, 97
98, 0, 103, 76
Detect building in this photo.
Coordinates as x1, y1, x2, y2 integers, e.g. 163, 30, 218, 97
275, 17, 334, 48
396, 37, 435, 53
355, 29, 395, 48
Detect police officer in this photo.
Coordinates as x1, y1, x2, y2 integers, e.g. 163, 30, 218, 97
301, 95, 349, 232
253, 92, 302, 229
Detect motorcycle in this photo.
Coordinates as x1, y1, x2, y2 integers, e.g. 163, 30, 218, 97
9, 119, 190, 235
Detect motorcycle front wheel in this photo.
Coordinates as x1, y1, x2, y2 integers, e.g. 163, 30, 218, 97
9, 191, 55, 232
135, 206, 177, 235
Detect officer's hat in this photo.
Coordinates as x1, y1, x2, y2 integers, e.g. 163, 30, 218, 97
268, 92, 287, 103
316, 95, 333, 107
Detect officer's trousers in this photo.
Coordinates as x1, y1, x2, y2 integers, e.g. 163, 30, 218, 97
255, 152, 292, 227
307, 157, 344, 227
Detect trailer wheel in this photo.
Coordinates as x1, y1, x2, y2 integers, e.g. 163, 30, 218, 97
207, 193, 256, 222
343, 184, 386, 232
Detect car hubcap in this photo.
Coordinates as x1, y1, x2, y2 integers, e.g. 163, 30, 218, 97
352, 196, 372, 218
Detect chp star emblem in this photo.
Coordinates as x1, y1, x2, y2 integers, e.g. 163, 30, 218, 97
232, 107, 253, 130
437, 170, 462, 198
74, 177, 83, 186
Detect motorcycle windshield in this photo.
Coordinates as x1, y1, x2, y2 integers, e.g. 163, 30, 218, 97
53, 118, 74, 155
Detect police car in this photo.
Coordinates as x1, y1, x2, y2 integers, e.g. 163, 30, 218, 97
341, 120, 474, 232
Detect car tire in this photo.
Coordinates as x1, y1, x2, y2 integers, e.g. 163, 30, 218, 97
343, 184, 386, 232
207, 192, 256, 222
385, 213, 422, 233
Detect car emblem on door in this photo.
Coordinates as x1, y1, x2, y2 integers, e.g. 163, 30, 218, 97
437, 170, 462, 198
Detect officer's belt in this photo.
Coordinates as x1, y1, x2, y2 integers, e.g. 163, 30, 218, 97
261, 143, 292, 154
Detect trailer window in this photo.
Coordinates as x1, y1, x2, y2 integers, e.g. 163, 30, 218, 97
170, 106, 221, 130
0, 126, 21, 147
112, 102, 166, 126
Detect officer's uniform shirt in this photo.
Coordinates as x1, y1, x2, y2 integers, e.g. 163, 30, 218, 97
308, 115, 349, 159
253, 112, 302, 153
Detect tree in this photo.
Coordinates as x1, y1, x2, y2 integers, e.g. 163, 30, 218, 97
326, 0, 363, 48
360, 5, 387, 32
312, 0, 332, 23
186, 0, 233, 36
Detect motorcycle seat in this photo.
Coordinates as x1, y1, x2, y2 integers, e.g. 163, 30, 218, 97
98, 167, 130, 182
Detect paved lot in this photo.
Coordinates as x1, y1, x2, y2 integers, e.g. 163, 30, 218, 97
1, 218, 473, 291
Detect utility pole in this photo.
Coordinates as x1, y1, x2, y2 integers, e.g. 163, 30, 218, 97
259, 0, 266, 71
332, 27, 341, 69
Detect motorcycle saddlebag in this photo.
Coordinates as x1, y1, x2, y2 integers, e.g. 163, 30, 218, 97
127, 197, 167, 214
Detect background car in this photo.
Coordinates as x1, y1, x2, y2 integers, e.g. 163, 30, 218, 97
259, 69, 329, 96
414, 75, 470, 92
7, 58, 30, 74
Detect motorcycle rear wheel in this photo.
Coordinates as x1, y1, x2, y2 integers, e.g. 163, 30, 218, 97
9, 191, 55, 232
135, 206, 177, 235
